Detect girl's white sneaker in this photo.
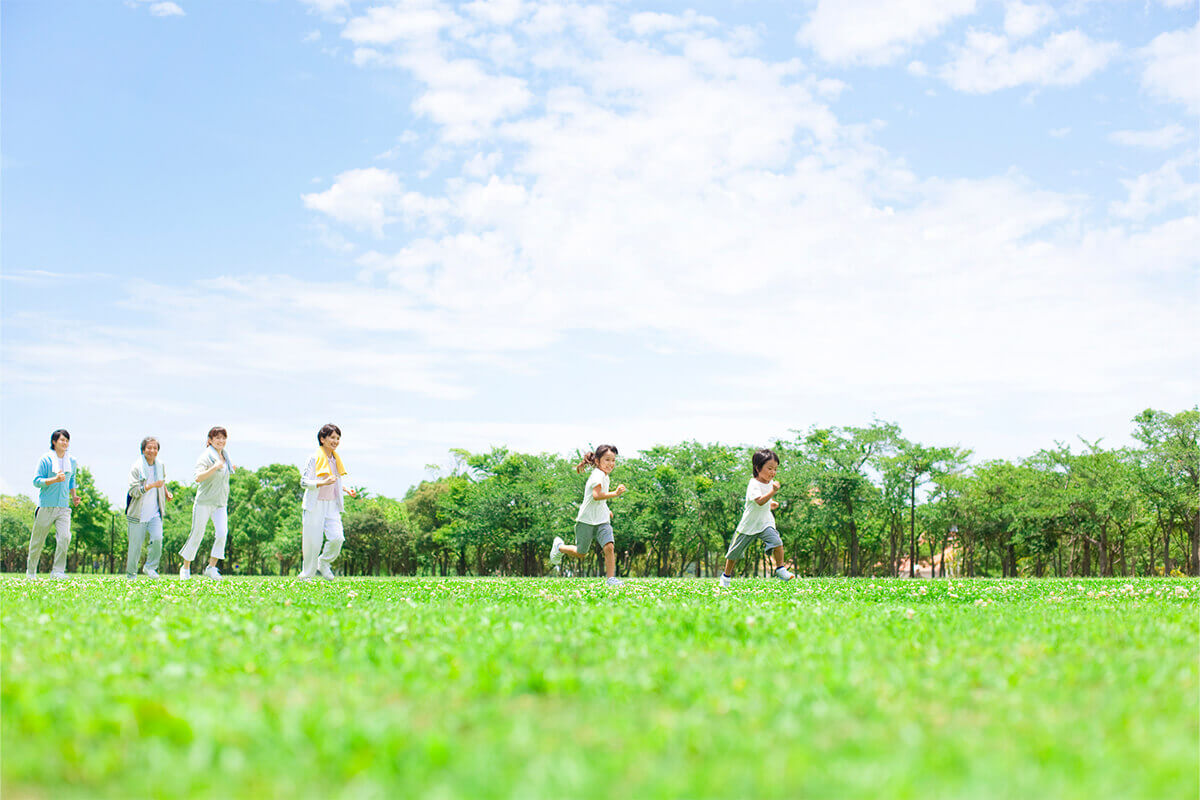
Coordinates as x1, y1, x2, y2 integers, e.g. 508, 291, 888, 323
179, 566, 190, 579
203, 565, 222, 580
719, 574, 731, 588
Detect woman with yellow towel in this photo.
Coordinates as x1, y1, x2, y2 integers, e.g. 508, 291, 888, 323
298, 424, 356, 581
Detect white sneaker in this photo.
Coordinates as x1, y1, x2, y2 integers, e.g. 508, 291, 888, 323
24, 572, 36, 579
719, 574, 731, 588
203, 565, 222, 580
549, 537, 563, 566
605, 576, 624, 586
143, 567, 159, 579
180, 566, 191, 579
318, 564, 336, 582
49, 572, 68, 580
774, 566, 794, 581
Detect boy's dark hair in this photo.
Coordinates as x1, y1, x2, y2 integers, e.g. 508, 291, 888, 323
50, 429, 70, 447
576, 444, 618, 474
318, 424, 342, 445
752, 448, 779, 477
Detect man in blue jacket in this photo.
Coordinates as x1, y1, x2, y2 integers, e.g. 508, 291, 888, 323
28, 429, 81, 578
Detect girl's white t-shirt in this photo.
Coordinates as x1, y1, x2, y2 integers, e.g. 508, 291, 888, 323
576, 468, 611, 525
735, 478, 776, 535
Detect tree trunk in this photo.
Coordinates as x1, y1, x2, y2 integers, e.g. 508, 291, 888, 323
1098, 521, 1110, 577
909, 479, 917, 578
847, 496, 859, 577
1191, 510, 1199, 577
1164, 515, 1173, 576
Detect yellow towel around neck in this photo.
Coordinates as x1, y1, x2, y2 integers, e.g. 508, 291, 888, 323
315, 449, 347, 479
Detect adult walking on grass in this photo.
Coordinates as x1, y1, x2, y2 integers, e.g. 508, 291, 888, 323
180, 427, 234, 580
125, 436, 172, 579
298, 423, 356, 581
549, 444, 627, 586
27, 429, 80, 579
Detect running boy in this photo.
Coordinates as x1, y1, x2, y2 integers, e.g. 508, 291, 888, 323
719, 448, 794, 587
549, 444, 626, 585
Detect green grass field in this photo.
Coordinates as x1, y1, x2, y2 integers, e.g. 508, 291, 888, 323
2, 575, 1196, 799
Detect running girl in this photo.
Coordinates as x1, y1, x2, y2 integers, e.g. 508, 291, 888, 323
550, 445, 626, 585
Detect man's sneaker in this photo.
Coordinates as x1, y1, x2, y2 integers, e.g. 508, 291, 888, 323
180, 566, 191, 579
203, 565, 222, 580
774, 566, 794, 581
143, 567, 160, 579
49, 572, 68, 580
549, 537, 563, 566
719, 574, 731, 588
605, 576, 624, 586
318, 564, 336, 582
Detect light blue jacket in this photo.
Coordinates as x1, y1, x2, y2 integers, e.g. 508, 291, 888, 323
33, 452, 77, 508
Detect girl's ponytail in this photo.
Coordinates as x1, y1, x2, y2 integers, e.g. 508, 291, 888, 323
576, 444, 618, 474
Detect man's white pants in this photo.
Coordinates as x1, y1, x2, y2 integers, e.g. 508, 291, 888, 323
27, 507, 71, 575
180, 504, 228, 562
300, 501, 344, 578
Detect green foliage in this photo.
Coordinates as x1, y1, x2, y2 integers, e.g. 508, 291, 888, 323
1, 576, 1195, 799
4, 408, 1197, 577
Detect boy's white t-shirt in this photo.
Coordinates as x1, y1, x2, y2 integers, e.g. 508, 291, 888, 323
735, 477, 775, 535
576, 468, 611, 525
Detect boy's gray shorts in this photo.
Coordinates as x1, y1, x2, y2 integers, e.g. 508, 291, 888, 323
574, 521, 614, 553
724, 526, 783, 560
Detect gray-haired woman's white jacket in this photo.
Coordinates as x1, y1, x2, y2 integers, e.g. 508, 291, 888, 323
126, 457, 168, 523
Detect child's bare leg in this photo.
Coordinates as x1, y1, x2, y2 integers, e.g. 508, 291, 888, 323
559, 544, 583, 559
208, 556, 219, 568
771, 546, 786, 569
602, 542, 616, 579
723, 559, 737, 576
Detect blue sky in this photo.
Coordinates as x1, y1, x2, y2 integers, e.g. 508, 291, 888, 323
2, 0, 1197, 505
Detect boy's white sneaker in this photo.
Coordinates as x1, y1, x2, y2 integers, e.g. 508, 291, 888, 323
143, 567, 159, 579
203, 565, 222, 580
49, 572, 68, 580
549, 537, 563, 566
719, 574, 731, 588
318, 564, 336, 582
774, 566, 794, 581
179, 566, 191, 579
605, 576, 624, 586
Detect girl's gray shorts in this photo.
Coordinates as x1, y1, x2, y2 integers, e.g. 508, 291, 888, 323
574, 521, 614, 552
724, 526, 783, 560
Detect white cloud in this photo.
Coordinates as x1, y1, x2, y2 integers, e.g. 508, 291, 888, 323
1109, 124, 1191, 149
301, 168, 425, 236
1049, 127, 1070, 137
629, 10, 718, 36
798, 0, 977, 65
908, 60, 930, 77
1003, 2, 1055, 39
148, 2, 184, 17
941, 29, 1118, 93
1109, 152, 1200, 220
1139, 21, 1200, 114
298, 0, 348, 20
303, 30, 321, 43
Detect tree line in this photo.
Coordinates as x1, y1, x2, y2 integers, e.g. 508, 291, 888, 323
2, 408, 1196, 578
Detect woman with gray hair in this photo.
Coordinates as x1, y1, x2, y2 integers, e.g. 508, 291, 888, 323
125, 436, 172, 579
